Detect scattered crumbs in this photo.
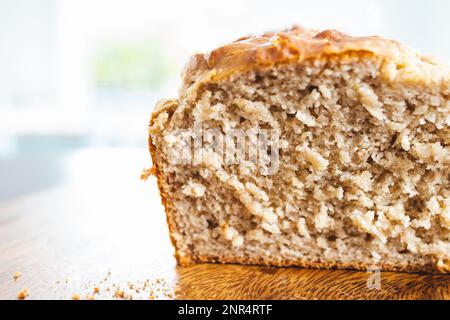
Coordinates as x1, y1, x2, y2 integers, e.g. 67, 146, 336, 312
17, 288, 30, 300
53, 269, 178, 300
141, 168, 155, 180
71, 294, 80, 300
115, 289, 125, 299
13, 272, 22, 281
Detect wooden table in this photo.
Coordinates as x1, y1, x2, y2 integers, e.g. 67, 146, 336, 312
1, 148, 449, 300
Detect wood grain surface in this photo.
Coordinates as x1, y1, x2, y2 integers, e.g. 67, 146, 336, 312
0, 148, 449, 300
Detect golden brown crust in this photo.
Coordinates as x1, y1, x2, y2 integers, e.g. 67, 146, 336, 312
182, 26, 449, 96
183, 26, 407, 83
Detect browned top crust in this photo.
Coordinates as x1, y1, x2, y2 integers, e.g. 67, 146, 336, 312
182, 26, 449, 89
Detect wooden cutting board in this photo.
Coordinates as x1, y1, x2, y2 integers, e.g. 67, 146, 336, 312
0, 148, 449, 300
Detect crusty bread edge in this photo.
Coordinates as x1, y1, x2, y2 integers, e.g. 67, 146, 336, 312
148, 99, 196, 266
184, 253, 450, 274
182, 26, 449, 90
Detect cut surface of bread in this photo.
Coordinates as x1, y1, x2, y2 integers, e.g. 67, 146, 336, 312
148, 26, 450, 273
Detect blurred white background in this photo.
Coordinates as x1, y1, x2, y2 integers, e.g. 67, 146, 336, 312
0, 0, 449, 201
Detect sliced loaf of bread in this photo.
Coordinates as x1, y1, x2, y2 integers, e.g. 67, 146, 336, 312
148, 26, 449, 273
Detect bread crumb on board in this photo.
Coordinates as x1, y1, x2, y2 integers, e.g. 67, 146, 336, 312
13, 272, 22, 281
114, 289, 125, 299
17, 288, 29, 300
71, 293, 80, 300
47, 269, 180, 300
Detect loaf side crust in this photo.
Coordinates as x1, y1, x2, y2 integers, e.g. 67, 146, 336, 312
187, 253, 439, 274
149, 99, 195, 266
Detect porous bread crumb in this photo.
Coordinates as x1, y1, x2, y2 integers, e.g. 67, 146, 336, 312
371, 251, 382, 262
385, 202, 410, 227
296, 218, 311, 238
260, 221, 281, 234
200, 150, 222, 169
296, 145, 329, 171
222, 224, 244, 248
234, 98, 279, 128
413, 142, 449, 164
356, 82, 387, 122
440, 205, 450, 229
314, 204, 333, 232
181, 180, 206, 198
245, 182, 269, 202
350, 210, 387, 244
296, 110, 317, 127
17, 288, 29, 300
339, 150, 352, 165
427, 196, 441, 216
353, 171, 373, 192
398, 130, 411, 151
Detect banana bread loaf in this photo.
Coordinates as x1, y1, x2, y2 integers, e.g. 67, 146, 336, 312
148, 26, 450, 273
